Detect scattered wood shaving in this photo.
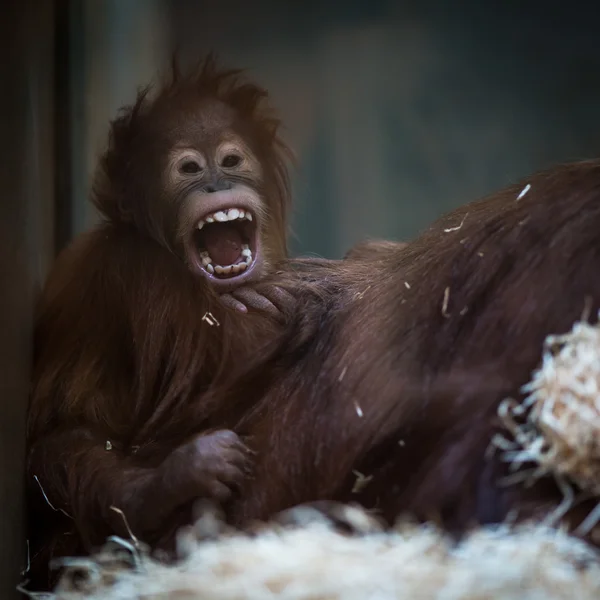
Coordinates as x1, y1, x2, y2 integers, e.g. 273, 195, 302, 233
460, 306, 469, 316
444, 213, 468, 233
202, 312, 220, 327
351, 470, 373, 494
354, 286, 371, 300
109, 507, 141, 550
442, 287, 450, 318
354, 402, 364, 418
338, 366, 348, 382
517, 183, 531, 201
105, 441, 113, 451
33, 475, 72, 519
21, 539, 30, 576
404, 281, 411, 289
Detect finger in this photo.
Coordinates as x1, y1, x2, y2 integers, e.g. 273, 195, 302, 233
207, 480, 233, 502
210, 430, 240, 445
219, 293, 248, 313
221, 448, 254, 473
216, 462, 248, 486
228, 433, 258, 455
255, 285, 295, 314
210, 432, 248, 455
237, 457, 255, 481
231, 288, 280, 318
228, 440, 256, 457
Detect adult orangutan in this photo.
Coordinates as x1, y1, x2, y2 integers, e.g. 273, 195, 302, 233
214, 160, 600, 546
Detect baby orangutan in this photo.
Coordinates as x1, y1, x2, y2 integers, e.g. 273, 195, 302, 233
25, 57, 295, 590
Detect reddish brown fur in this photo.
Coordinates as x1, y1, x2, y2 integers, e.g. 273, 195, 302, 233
202, 160, 600, 543
28, 102, 600, 589
343, 238, 408, 261
26, 57, 293, 590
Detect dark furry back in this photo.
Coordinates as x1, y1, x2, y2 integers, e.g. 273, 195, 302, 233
215, 159, 600, 541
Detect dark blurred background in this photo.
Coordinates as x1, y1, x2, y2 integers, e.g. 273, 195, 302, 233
3, 1, 600, 596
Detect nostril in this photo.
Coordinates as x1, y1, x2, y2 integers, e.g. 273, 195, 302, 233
204, 181, 232, 193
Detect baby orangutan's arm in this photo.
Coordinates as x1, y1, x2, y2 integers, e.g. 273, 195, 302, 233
28, 426, 252, 547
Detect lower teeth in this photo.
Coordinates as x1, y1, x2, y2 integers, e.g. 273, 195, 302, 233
200, 246, 252, 276
213, 260, 251, 275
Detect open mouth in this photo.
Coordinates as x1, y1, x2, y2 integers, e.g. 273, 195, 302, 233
192, 207, 257, 280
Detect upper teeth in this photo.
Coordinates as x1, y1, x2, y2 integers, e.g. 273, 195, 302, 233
197, 208, 253, 230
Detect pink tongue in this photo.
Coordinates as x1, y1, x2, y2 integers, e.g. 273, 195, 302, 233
202, 224, 244, 266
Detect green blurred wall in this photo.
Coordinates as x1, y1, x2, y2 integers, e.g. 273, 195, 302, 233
69, 1, 600, 258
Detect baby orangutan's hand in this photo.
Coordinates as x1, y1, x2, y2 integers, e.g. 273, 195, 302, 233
160, 430, 254, 503
220, 283, 295, 322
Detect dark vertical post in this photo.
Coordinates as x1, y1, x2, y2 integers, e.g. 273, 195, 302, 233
0, 0, 56, 596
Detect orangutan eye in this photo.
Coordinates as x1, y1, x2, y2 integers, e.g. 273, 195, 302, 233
180, 160, 202, 174
221, 154, 242, 168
